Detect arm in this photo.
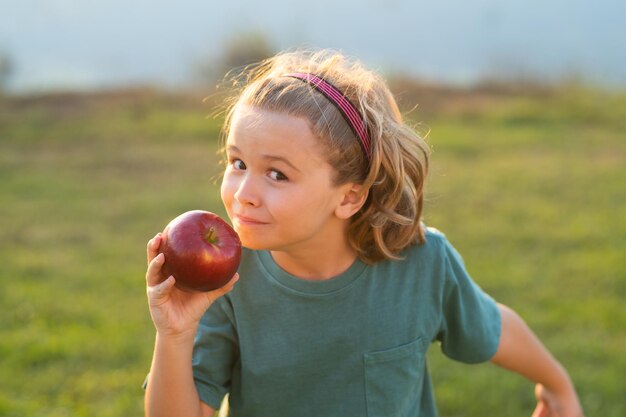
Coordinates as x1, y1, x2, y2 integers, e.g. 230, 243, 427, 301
491, 303, 584, 417
145, 330, 215, 417
144, 233, 237, 417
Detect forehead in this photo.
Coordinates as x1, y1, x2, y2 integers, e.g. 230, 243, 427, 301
227, 105, 326, 162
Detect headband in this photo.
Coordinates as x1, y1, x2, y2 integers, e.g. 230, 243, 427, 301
284, 72, 371, 160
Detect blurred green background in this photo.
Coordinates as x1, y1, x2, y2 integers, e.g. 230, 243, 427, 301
2, 2, 626, 416
1, 81, 625, 416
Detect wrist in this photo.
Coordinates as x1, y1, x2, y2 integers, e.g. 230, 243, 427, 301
542, 362, 575, 396
155, 327, 198, 347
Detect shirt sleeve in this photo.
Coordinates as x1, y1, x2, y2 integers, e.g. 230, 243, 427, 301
192, 296, 239, 409
436, 236, 501, 364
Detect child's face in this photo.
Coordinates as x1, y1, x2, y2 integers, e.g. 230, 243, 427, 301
221, 105, 351, 253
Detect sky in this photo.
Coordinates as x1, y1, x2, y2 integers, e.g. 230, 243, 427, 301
1, 0, 625, 93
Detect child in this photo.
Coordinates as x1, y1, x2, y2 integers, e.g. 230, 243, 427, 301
144, 49, 584, 417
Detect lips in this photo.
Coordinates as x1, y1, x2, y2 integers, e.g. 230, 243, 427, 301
234, 214, 268, 226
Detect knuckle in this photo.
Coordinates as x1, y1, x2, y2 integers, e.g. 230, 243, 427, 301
147, 283, 162, 296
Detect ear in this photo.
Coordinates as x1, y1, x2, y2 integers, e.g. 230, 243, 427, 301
335, 184, 369, 220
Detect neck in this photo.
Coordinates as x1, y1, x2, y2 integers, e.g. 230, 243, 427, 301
270, 240, 357, 281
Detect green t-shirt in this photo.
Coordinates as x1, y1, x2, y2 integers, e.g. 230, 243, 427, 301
192, 228, 501, 417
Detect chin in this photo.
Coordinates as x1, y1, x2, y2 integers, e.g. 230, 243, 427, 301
238, 235, 272, 251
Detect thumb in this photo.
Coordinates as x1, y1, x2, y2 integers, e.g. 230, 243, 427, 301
205, 273, 239, 305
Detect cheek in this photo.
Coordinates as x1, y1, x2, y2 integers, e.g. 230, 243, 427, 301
271, 188, 331, 222
220, 173, 235, 210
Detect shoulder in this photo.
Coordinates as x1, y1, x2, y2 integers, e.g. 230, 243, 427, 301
423, 226, 449, 248
367, 226, 454, 285
400, 225, 451, 262
392, 225, 470, 286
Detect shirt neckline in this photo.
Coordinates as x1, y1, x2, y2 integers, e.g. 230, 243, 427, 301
255, 250, 367, 296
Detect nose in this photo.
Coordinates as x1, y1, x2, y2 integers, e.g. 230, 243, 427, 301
233, 173, 261, 207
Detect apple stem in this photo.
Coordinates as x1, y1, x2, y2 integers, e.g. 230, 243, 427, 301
205, 227, 218, 244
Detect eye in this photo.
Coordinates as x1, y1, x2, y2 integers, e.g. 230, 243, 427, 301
232, 159, 246, 170
268, 169, 288, 182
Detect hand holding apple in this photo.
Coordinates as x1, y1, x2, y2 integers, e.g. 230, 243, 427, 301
158, 210, 242, 292
145, 232, 239, 338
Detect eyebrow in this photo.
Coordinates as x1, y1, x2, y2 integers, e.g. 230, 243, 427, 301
227, 145, 301, 173
263, 154, 301, 173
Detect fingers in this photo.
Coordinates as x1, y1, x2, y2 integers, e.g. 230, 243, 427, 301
146, 233, 162, 265
532, 402, 549, 417
219, 273, 240, 294
146, 275, 176, 305
146, 252, 166, 287
532, 385, 544, 417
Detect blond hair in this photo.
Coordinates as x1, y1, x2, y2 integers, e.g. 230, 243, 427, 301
221, 49, 430, 264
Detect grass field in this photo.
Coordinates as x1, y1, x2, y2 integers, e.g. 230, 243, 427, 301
0, 83, 624, 417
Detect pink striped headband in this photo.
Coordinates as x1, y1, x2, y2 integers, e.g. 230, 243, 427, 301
284, 72, 371, 160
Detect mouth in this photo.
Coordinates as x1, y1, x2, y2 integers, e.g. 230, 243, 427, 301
234, 214, 268, 226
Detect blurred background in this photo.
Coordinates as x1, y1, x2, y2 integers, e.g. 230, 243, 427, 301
2, 0, 626, 93
1, 1, 625, 416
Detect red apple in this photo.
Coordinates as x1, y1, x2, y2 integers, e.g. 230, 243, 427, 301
158, 210, 241, 292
